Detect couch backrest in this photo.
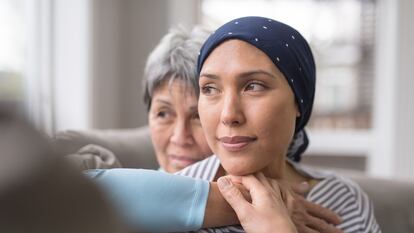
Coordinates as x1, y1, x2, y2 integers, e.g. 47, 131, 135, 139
54, 126, 158, 169
54, 126, 414, 232
344, 172, 414, 233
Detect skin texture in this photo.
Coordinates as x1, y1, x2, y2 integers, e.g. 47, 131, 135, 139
199, 39, 342, 233
199, 39, 298, 179
218, 174, 298, 233
145, 65, 341, 232
148, 80, 212, 173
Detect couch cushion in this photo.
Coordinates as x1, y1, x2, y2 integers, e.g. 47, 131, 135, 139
346, 172, 414, 233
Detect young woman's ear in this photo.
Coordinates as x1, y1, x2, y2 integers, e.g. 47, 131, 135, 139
295, 104, 301, 117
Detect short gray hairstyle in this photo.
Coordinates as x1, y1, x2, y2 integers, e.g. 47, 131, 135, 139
143, 25, 211, 110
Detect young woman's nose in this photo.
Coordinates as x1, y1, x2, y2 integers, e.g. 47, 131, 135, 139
170, 119, 194, 146
220, 92, 246, 127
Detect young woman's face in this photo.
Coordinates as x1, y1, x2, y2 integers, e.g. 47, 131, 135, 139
149, 80, 212, 173
198, 39, 298, 177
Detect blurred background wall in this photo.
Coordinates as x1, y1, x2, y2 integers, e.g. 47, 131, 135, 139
92, 0, 199, 129
0, 0, 413, 180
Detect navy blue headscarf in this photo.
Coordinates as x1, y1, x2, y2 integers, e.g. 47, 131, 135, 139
197, 16, 316, 162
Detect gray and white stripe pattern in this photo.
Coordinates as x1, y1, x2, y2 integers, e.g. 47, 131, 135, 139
176, 155, 381, 233
176, 155, 220, 181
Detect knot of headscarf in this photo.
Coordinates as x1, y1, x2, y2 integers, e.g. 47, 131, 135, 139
196, 16, 316, 161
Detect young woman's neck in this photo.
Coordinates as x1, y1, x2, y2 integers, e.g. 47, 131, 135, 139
262, 159, 309, 185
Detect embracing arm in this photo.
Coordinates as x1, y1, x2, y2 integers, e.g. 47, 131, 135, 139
86, 169, 237, 232
86, 169, 341, 233
204, 182, 239, 227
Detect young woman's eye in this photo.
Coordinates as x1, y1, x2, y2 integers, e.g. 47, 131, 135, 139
245, 82, 266, 92
201, 85, 219, 95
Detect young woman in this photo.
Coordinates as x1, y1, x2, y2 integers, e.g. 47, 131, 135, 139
176, 16, 381, 233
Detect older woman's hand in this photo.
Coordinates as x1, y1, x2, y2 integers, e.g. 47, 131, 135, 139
234, 177, 343, 233
247, 178, 342, 233
280, 181, 343, 233
218, 174, 342, 233
217, 173, 298, 233
65, 144, 122, 170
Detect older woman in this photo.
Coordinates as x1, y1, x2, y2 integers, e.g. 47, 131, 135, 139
143, 26, 213, 173
176, 16, 381, 233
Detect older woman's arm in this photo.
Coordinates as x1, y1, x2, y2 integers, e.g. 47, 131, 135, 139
87, 168, 342, 233
203, 182, 239, 227
86, 169, 238, 232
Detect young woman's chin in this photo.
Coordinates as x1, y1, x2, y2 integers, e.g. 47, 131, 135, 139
219, 156, 272, 176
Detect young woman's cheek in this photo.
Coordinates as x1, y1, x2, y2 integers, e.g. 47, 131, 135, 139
198, 97, 220, 147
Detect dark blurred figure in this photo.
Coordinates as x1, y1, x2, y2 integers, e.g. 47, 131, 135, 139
0, 105, 126, 233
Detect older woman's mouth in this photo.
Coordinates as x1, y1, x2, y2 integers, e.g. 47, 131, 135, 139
218, 136, 257, 152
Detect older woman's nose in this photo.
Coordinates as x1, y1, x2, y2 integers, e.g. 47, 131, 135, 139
170, 120, 194, 146
220, 93, 246, 127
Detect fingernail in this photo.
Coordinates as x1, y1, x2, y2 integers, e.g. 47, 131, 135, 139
299, 181, 309, 190
218, 177, 232, 189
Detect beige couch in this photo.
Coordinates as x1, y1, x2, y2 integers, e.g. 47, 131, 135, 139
55, 126, 414, 233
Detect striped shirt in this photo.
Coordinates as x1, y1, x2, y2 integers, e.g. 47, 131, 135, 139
176, 155, 381, 233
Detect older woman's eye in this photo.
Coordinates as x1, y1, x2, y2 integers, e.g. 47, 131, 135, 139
201, 84, 219, 95
245, 82, 266, 92
156, 111, 170, 118
191, 112, 200, 120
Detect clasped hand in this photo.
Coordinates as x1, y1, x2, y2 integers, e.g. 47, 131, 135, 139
217, 173, 342, 233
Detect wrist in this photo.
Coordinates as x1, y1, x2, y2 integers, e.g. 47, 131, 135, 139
202, 182, 239, 228
265, 218, 297, 233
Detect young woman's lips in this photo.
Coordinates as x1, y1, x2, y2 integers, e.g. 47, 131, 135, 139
218, 136, 257, 152
168, 154, 200, 168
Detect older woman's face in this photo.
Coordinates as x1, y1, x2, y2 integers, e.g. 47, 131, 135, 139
198, 39, 298, 177
149, 79, 212, 173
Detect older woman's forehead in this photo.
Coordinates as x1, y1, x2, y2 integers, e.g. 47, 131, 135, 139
153, 78, 197, 94
152, 81, 198, 108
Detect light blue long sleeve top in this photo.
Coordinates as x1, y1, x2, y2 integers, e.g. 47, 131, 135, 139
86, 169, 209, 232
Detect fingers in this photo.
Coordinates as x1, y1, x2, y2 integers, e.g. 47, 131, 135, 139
256, 172, 277, 194
217, 176, 251, 220
74, 144, 121, 169
306, 215, 343, 233
291, 182, 311, 195
225, 174, 343, 233
280, 180, 341, 225
78, 144, 104, 155
233, 183, 252, 203
223, 174, 276, 207
291, 202, 342, 233
225, 175, 243, 184
238, 174, 274, 203
225, 175, 254, 201
78, 144, 113, 161
302, 200, 342, 225
270, 179, 296, 216
295, 225, 319, 233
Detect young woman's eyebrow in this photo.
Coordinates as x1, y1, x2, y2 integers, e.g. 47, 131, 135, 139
200, 70, 277, 80
238, 70, 277, 79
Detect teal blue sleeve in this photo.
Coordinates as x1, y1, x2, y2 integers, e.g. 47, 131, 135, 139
85, 169, 209, 232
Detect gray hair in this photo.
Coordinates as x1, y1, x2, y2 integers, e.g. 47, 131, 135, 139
143, 25, 211, 110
